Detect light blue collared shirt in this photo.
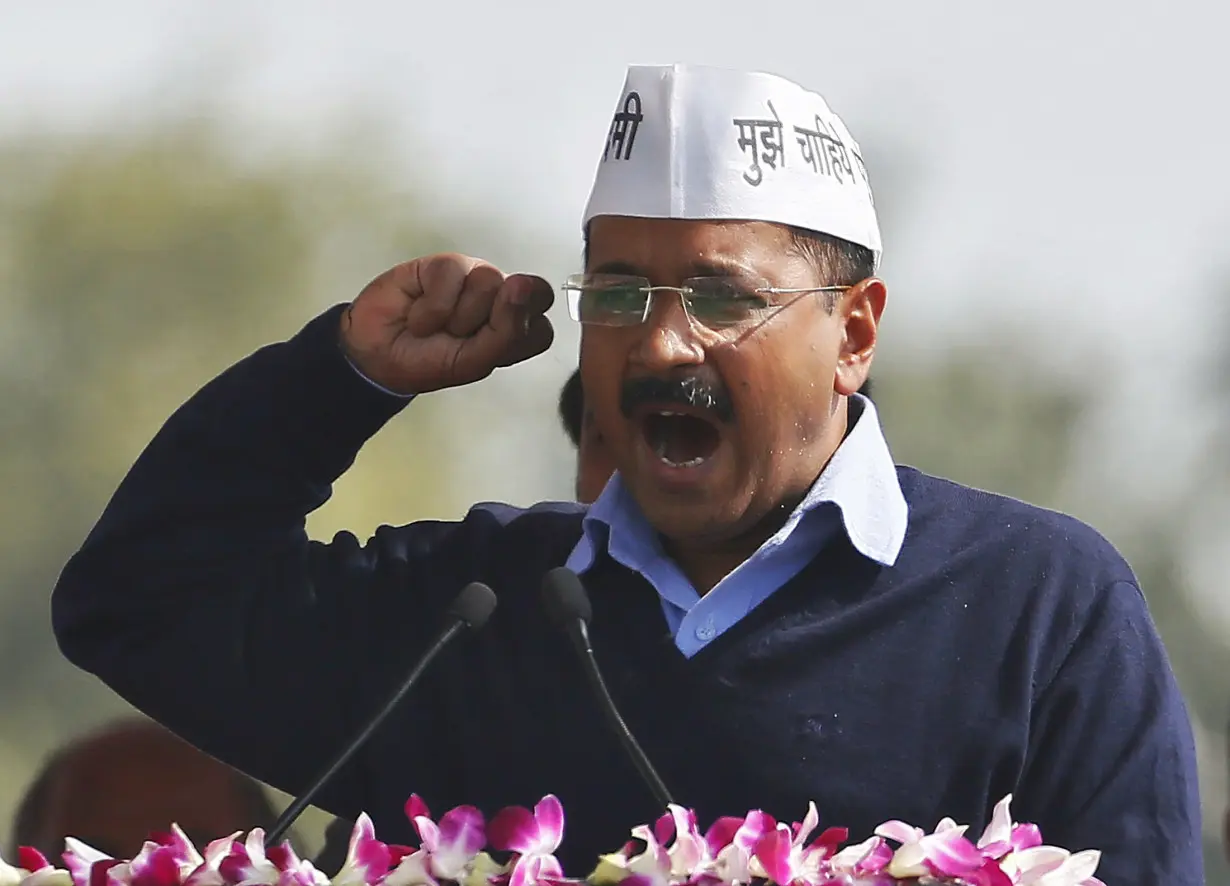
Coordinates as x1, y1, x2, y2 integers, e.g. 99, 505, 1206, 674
564, 395, 908, 656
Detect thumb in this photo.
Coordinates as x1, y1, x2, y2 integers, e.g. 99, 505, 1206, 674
454, 275, 553, 373
493, 274, 556, 363
488, 273, 554, 338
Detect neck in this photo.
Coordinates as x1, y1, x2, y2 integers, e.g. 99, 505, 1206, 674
664, 496, 806, 594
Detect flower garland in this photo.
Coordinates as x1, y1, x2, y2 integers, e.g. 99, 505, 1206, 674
0, 793, 1103, 886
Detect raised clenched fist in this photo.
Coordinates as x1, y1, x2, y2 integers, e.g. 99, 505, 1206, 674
339, 254, 555, 395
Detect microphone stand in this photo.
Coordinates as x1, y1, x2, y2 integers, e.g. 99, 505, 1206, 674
265, 582, 498, 846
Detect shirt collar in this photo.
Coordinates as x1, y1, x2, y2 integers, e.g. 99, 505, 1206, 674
572, 393, 908, 570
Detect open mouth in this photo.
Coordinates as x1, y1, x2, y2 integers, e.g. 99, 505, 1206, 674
640, 410, 723, 469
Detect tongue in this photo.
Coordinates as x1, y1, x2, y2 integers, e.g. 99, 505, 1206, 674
645, 414, 720, 465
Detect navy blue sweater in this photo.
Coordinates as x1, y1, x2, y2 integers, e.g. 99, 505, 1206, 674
52, 307, 1202, 884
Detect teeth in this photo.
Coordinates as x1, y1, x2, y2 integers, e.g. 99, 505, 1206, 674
646, 411, 709, 469
660, 455, 706, 468
658, 454, 708, 469
650, 435, 706, 469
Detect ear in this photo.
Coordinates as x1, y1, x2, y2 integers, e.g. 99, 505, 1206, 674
834, 278, 887, 397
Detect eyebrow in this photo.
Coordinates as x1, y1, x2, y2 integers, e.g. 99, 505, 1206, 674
590, 258, 760, 279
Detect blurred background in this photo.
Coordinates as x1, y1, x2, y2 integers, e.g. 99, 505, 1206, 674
1, 0, 1228, 879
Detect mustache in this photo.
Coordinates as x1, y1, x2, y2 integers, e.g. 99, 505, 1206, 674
619, 375, 735, 424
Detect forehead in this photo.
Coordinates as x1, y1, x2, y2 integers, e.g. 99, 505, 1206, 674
586, 216, 801, 278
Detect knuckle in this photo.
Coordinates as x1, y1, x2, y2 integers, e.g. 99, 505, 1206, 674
465, 262, 506, 293
421, 253, 478, 296
431, 251, 478, 268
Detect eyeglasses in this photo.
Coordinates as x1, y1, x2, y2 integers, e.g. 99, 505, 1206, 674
562, 273, 850, 329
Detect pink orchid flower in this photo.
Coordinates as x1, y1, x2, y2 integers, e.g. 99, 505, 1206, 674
405, 792, 496, 881
488, 798, 565, 886
975, 796, 1044, 861
128, 844, 187, 886
752, 803, 846, 886
1, 848, 72, 886
694, 818, 743, 861
827, 835, 893, 879
704, 812, 774, 885
877, 816, 986, 881
936, 857, 1016, 886
183, 835, 243, 886
1006, 847, 1104, 886
63, 839, 129, 886
121, 826, 215, 886
1001, 846, 1070, 883
265, 843, 328, 886
216, 832, 279, 886
588, 817, 679, 886
216, 830, 325, 886
650, 807, 710, 879
618, 824, 673, 886
603, 808, 777, 886
331, 815, 392, 886
38, 789, 1112, 886
383, 848, 443, 886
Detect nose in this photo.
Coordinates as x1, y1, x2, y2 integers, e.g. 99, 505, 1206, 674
630, 290, 705, 372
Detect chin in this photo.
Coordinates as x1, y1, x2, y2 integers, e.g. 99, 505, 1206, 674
627, 478, 747, 544
639, 501, 715, 541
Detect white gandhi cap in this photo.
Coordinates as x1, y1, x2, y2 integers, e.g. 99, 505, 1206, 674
582, 64, 881, 271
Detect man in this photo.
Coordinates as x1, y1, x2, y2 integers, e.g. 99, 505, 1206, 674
557, 368, 617, 503
10, 718, 279, 860
560, 369, 873, 504
52, 65, 1201, 882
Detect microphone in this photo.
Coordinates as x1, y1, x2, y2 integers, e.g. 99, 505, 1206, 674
540, 567, 675, 810
266, 582, 498, 846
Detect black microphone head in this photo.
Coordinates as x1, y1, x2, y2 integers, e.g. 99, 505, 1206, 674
541, 567, 592, 630
448, 582, 498, 629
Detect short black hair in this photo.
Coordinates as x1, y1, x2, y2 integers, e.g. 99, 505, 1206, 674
784, 227, 876, 288
558, 368, 583, 447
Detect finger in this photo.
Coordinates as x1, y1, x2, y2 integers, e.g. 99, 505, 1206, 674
446, 264, 504, 338
403, 254, 483, 338
506, 273, 556, 318
451, 276, 550, 376
495, 314, 555, 368
485, 275, 548, 344
488, 274, 555, 345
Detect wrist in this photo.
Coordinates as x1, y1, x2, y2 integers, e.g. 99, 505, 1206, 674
338, 305, 417, 400
342, 353, 417, 401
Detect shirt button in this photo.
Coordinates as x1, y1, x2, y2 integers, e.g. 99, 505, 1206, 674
695, 619, 716, 641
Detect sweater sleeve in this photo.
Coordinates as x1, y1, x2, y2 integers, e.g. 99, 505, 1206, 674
1017, 579, 1204, 885
51, 305, 488, 818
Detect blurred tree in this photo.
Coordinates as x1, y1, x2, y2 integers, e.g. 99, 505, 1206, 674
0, 116, 508, 742
873, 342, 1086, 507
1207, 286, 1230, 480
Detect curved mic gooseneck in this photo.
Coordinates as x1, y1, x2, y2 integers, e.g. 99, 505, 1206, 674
265, 581, 498, 846
541, 567, 675, 811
